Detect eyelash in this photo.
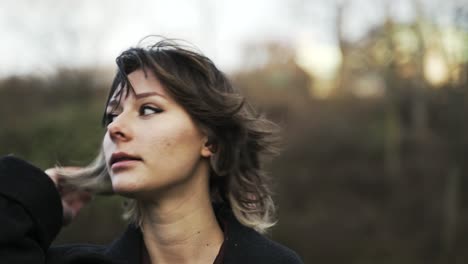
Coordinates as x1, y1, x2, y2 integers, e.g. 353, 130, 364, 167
105, 105, 163, 125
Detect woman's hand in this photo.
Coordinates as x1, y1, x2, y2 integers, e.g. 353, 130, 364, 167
44, 167, 93, 226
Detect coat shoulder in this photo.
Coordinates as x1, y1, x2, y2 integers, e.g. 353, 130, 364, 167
244, 229, 303, 263
216, 204, 303, 264
225, 222, 303, 264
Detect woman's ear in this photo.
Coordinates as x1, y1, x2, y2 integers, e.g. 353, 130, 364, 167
201, 137, 216, 158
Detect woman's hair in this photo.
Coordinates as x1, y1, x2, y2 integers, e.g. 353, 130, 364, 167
58, 37, 280, 233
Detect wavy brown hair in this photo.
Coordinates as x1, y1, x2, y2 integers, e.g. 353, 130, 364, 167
58, 37, 280, 233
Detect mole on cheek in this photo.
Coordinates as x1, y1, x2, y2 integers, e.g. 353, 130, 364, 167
159, 137, 173, 148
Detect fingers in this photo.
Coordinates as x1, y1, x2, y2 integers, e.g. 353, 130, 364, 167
44, 166, 94, 226
60, 189, 94, 226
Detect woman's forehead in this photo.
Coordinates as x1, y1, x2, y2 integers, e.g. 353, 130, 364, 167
107, 71, 170, 108
129, 70, 168, 95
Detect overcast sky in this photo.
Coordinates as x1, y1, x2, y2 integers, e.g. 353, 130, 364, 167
0, 0, 464, 78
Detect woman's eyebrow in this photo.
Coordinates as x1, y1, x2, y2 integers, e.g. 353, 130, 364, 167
107, 91, 166, 109
134, 92, 166, 100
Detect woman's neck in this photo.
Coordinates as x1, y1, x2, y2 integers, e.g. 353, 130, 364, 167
139, 171, 224, 264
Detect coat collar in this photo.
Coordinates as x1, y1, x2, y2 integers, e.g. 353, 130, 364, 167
104, 223, 143, 263
102, 204, 258, 264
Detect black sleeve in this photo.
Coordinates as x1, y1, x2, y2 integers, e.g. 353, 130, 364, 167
0, 155, 63, 264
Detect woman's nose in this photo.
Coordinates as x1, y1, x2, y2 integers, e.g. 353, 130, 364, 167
107, 114, 132, 142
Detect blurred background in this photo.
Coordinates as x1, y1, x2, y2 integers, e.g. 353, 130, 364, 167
1, 0, 467, 263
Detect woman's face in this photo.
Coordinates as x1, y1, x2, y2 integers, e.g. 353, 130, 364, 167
102, 69, 211, 198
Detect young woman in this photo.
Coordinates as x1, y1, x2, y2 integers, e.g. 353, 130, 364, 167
0, 38, 303, 264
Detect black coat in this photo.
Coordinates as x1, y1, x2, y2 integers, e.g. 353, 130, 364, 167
0, 156, 303, 264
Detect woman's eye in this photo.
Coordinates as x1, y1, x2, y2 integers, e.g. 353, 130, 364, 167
140, 105, 162, 116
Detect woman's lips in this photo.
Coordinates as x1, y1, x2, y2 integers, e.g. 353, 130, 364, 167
110, 152, 142, 171
111, 159, 141, 171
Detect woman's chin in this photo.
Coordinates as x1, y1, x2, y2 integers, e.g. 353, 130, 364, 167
111, 179, 141, 197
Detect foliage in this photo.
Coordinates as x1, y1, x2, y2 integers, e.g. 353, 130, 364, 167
1, 20, 467, 264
